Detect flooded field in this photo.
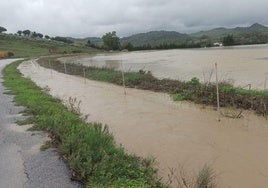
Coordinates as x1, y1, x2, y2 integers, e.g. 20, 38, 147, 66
62, 44, 268, 90
19, 60, 268, 188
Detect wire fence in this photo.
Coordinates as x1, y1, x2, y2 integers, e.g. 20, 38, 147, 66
35, 58, 268, 119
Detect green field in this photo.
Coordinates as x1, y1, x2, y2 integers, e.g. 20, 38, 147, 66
0, 34, 98, 57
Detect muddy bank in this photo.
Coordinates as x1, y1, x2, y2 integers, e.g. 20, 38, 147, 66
19, 60, 268, 188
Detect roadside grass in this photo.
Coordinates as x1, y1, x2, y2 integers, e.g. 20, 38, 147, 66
0, 34, 98, 58
3, 60, 165, 188
38, 57, 268, 116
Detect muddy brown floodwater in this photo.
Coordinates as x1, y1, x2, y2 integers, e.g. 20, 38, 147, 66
61, 44, 268, 90
19, 60, 268, 188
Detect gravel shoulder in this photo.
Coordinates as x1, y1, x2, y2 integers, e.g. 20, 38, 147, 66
0, 59, 82, 188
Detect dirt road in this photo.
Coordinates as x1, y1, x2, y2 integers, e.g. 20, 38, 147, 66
0, 59, 82, 188
19, 60, 268, 188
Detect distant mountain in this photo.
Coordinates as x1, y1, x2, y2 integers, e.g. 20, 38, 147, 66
248, 23, 266, 30
191, 23, 268, 44
121, 31, 190, 47
68, 23, 268, 49
120, 23, 268, 47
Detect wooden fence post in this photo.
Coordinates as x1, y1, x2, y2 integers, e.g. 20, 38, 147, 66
215, 63, 220, 121
121, 61, 126, 95
64, 61, 67, 74
83, 68, 86, 83
49, 60, 53, 78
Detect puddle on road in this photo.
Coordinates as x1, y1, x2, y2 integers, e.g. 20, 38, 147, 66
19, 60, 268, 188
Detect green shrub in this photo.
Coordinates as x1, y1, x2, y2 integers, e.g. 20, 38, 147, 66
7, 51, 14, 57
190, 77, 200, 85
172, 93, 186, 101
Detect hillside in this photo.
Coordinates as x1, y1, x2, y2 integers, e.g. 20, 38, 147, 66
118, 23, 268, 48
69, 31, 191, 48
0, 34, 98, 58
121, 31, 190, 47
192, 23, 268, 38
68, 37, 102, 46
191, 23, 268, 44
4, 23, 266, 55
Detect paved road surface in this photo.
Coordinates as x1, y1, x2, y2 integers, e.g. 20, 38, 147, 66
0, 59, 82, 188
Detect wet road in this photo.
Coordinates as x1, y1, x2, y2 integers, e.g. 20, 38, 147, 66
0, 59, 82, 188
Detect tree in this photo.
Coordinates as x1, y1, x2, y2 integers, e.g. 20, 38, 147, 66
17, 30, 22, 36
85, 39, 94, 48
22, 30, 31, 36
0, 26, 7, 33
45, 35, 50, 39
37, 33, 43, 38
7, 52, 14, 57
124, 42, 134, 51
121, 41, 134, 51
51, 36, 73, 44
223, 34, 235, 46
31, 31, 38, 38
102, 31, 120, 50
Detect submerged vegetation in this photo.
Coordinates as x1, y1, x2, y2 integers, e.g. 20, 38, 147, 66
38, 57, 268, 116
3, 60, 164, 187
3, 59, 218, 188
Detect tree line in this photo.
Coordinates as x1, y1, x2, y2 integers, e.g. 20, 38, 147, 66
97, 31, 208, 51
16, 30, 73, 43
2, 24, 267, 51
1, 26, 74, 44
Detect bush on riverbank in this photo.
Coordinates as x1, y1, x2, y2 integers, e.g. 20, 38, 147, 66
3, 60, 164, 188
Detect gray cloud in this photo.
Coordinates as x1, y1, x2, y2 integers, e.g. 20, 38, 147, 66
1, 0, 268, 38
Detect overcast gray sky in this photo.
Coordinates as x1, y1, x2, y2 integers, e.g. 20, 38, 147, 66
1, 0, 268, 38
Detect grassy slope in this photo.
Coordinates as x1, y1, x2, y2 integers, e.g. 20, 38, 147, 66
121, 31, 190, 47
0, 34, 98, 57
3, 60, 164, 188
190, 23, 268, 43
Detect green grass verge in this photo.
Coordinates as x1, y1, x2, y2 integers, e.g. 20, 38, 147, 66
2, 60, 165, 188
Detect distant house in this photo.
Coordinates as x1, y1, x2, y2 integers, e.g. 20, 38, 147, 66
213, 42, 223, 47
